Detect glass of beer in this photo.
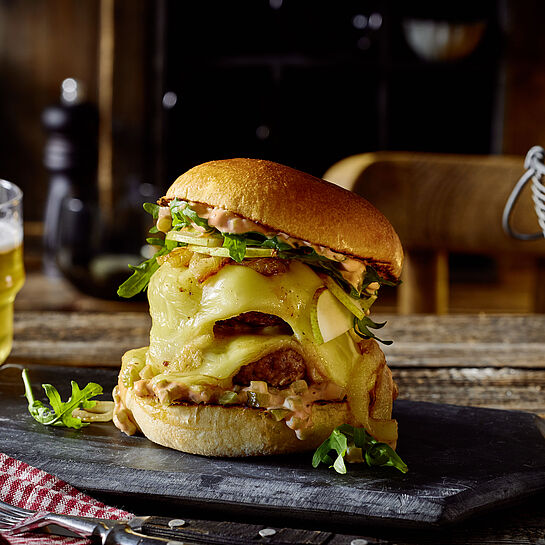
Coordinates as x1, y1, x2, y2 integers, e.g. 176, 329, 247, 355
0, 180, 24, 364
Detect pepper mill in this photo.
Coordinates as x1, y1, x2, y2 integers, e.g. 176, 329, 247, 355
42, 78, 98, 277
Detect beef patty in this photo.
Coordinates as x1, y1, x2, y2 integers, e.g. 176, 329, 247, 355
214, 312, 293, 336
233, 348, 306, 387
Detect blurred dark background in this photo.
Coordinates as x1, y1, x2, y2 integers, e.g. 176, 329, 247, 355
1, 0, 545, 312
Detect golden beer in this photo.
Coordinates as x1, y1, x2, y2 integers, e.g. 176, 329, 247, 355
0, 179, 24, 364
0, 239, 24, 363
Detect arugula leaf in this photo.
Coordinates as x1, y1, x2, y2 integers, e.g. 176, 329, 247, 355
222, 234, 247, 263
312, 427, 348, 474
117, 246, 167, 298
170, 199, 191, 230
143, 202, 160, 219
117, 201, 187, 298
362, 266, 399, 290
365, 443, 408, 473
146, 237, 165, 246
170, 199, 214, 232
260, 236, 293, 252
312, 424, 408, 474
22, 369, 103, 429
353, 316, 392, 345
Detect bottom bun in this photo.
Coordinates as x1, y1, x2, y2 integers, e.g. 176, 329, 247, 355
119, 382, 353, 457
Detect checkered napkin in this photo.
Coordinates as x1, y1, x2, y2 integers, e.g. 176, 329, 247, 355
0, 453, 132, 545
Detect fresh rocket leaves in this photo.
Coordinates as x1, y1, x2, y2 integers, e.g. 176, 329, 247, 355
353, 316, 392, 345
143, 203, 160, 234
222, 232, 271, 263
117, 237, 180, 298
312, 427, 349, 473
362, 267, 399, 290
117, 247, 167, 298
170, 199, 213, 232
143, 202, 160, 219
222, 234, 247, 263
312, 424, 408, 474
118, 200, 399, 308
118, 199, 218, 297
117, 203, 184, 298
22, 369, 103, 429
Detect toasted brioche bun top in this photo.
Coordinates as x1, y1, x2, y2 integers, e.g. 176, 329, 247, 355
165, 158, 403, 280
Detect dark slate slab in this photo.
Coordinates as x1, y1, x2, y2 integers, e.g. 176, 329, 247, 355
1, 363, 544, 528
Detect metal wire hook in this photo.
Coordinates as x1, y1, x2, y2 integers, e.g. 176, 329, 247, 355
502, 145, 545, 241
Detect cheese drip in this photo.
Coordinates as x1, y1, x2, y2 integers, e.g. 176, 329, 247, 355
132, 259, 394, 439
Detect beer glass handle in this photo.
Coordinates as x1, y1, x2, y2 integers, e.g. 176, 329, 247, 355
502, 145, 545, 241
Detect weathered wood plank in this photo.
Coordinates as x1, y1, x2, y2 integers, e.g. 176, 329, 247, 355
380, 314, 545, 368
9, 312, 545, 370
395, 368, 545, 416
379, 313, 545, 344
10, 312, 150, 366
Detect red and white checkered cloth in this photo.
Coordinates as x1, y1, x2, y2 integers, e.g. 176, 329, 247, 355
0, 453, 133, 545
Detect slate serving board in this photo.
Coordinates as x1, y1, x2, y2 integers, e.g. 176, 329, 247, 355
1, 363, 544, 529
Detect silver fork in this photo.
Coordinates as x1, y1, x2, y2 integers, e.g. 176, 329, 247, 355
0, 499, 188, 544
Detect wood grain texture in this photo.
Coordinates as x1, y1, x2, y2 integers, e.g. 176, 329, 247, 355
7, 312, 545, 418
10, 312, 545, 364
10, 311, 150, 366
323, 152, 545, 255
2, 314, 545, 544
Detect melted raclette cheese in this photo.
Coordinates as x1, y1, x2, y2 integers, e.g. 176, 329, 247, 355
134, 259, 393, 436
147, 260, 322, 376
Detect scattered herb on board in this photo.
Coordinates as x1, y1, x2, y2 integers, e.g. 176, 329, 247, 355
22, 369, 103, 429
312, 424, 408, 474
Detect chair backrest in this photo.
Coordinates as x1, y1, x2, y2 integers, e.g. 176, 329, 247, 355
324, 151, 545, 255
323, 152, 545, 313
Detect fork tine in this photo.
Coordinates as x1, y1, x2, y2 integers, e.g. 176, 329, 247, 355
0, 513, 24, 524
0, 500, 32, 529
0, 501, 32, 517
0, 511, 27, 523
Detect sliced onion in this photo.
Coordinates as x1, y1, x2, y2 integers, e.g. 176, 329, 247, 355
186, 245, 274, 258
166, 231, 223, 247
72, 401, 114, 423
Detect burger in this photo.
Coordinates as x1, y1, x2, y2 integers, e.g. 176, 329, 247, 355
113, 158, 403, 458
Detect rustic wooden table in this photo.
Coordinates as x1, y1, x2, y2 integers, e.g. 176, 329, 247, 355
4, 269, 545, 544
5, 308, 545, 544
10, 310, 545, 418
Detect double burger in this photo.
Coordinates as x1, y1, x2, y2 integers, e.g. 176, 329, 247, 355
113, 158, 403, 457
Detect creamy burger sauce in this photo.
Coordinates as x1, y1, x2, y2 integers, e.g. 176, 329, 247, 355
113, 257, 395, 442
119, 356, 345, 438
157, 202, 368, 291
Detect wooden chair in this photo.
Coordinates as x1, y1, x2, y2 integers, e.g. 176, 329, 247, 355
323, 152, 545, 313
